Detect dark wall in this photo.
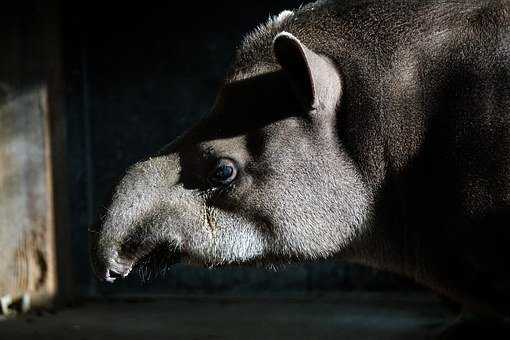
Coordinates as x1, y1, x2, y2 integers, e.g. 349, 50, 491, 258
63, 1, 416, 296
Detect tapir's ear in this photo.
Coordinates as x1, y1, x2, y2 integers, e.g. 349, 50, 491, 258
273, 32, 341, 112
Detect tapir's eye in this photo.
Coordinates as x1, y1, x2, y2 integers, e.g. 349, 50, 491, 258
208, 158, 237, 186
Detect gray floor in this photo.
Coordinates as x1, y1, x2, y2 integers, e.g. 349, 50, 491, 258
0, 293, 453, 340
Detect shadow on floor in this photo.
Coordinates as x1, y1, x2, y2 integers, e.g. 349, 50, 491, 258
0, 292, 453, 340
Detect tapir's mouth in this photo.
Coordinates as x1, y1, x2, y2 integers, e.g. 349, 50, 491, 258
102, 242, 182, 283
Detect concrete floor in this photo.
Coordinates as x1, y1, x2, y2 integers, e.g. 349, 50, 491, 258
0, 293, 453, 340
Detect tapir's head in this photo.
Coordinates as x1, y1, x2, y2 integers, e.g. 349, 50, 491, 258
91, 31, 372, 283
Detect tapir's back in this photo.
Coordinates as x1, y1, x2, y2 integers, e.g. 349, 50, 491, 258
341, 0, 510, 314
343, 0, 510, 313
404, 3, 510, 314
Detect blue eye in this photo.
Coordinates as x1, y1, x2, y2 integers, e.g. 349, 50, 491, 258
215, 164, 233, 179
209, 159, 237, 185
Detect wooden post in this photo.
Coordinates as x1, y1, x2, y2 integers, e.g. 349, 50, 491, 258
0, 1, 72, 311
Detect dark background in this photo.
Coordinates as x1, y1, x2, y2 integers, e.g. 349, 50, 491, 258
62, 1, 416, 297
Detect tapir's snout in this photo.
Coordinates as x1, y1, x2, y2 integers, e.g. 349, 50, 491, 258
90, 235, 182, 283
90, 245, 135, 283
90, 154, 185, 283
89, 222, 144, 283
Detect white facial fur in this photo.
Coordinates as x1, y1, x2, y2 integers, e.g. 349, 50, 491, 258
99, 112, 372, 269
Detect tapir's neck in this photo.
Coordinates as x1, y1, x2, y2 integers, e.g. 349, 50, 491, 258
343, 172, 475, 306
340, 176, 425, 282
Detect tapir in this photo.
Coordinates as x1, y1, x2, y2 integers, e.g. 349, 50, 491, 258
91, 0, 510, 336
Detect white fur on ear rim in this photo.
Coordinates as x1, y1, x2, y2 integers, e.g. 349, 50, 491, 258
242, 11, 293, 50
275, 10, 294, 23
272, 31, 299, 47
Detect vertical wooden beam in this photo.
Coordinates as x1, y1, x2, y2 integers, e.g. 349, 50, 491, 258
0, 0, 71, 310
43, 0, 74, 304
